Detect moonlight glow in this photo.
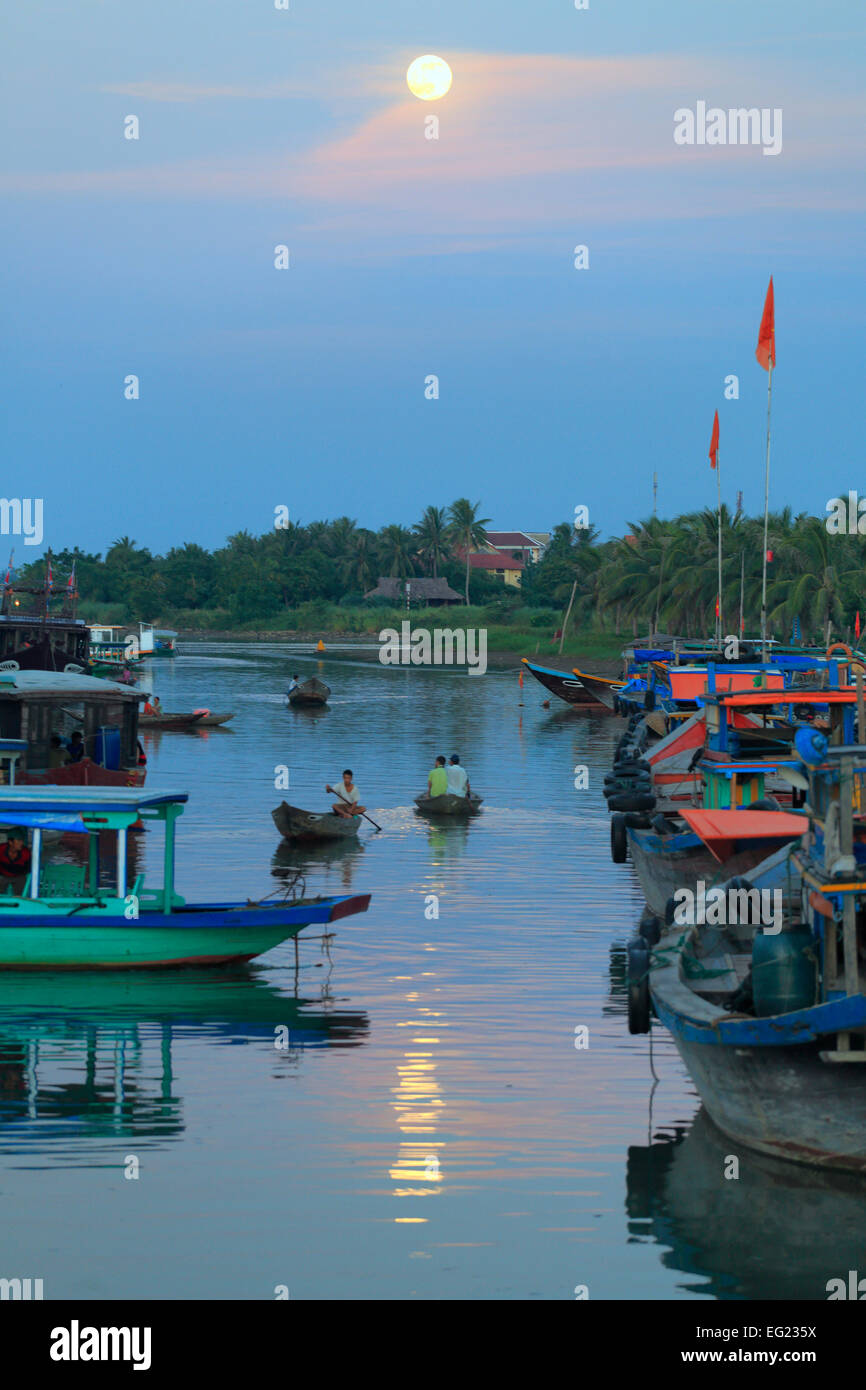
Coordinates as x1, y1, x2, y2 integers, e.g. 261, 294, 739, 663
406, 55, 452, 101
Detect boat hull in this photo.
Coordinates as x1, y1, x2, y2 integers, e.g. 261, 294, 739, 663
665, 1026, 866, 1173
272, 802, 360, 841
0, 895, 371, 970
520, 660, 596, 706
19, 760, 146, 789
572, 669, 625, 710
414, 794, 482, 816
626, 825, 773, 918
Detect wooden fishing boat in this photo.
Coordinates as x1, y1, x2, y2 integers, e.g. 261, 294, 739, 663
414, 793, 483, 816
520, 658, 595, 706
571, 668, 627, 710
272, 801, 360, 842
138, 710, 234, 729
626, 734, 866, 1172
0, 786, 370, 970
287, 678, 330, 707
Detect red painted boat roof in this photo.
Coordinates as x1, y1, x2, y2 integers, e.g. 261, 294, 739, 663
681, 808, 807, 862
716, 689, 857, 707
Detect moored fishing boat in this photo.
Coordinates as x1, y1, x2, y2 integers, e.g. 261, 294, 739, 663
0, 786, 370, 969
287, 678, 330, 707
414, 793, 483, 816
519, 658, 596, 706
571, 668, 626, 710
272, 801, 361, 842
0, 669, 147, 788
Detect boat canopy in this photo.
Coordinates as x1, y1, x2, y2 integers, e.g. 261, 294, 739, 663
681, 808, 807, 862
0, 787, 188, 830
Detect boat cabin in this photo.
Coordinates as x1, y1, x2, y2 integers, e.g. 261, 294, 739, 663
0, 787, 188, 916
0, 671, 147, 782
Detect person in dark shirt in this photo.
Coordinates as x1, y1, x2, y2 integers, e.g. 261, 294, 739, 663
0, 831, 31, 881
67, 732, 85, 763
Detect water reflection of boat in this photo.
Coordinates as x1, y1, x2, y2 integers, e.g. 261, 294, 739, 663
626, 1109, 866, 1300
0, 968, 370, 1150
272, 838, 364, 891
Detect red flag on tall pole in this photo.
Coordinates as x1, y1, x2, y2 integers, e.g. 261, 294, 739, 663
756, 276, 775, 371
708, 410, 719, 469
856, 611, 861, 640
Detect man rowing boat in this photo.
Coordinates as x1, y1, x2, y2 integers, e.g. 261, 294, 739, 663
329, 769, 366, 819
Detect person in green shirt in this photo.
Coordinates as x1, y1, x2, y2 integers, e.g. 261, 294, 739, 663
427, 756, 448, 798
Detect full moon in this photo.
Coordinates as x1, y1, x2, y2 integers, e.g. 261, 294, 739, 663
406, 55, 452, 101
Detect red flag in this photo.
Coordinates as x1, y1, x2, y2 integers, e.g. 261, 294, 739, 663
714, 596, 720, 618
756, 276, 775, 371
856, 611, 861, 639
708, 410, 719, 469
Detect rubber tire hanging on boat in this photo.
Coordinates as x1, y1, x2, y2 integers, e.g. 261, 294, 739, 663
606, 791, 655, 813
610, 813, 628, 863
627, 938, 651, 1034
638, 911, 661, 946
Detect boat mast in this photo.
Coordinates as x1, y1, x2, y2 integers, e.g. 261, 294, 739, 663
760, 364, 773, 663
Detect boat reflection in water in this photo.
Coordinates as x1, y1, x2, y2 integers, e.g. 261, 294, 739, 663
626, 1108, 866, 1300
0, 969, 369, 1160
272, 837, 365, 893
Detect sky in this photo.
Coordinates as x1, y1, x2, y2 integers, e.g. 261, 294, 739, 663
2, 0, 865, 558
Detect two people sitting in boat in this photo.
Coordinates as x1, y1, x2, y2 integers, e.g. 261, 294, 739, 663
427, 754, 470, 799
329, 769, 366, 820
143, 696, 162, 716
0, 829, 31, 883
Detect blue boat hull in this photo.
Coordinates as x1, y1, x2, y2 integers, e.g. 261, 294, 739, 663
0, 895, 371, 970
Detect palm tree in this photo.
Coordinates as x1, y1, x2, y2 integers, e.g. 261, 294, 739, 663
413, 506, 451, 578
769, 516, 858, 645
378, 524, 417, 580
343, 529, 377, 593
447, 498, 491, 605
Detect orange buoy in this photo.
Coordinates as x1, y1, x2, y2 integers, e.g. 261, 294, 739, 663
316, 639, 326, 652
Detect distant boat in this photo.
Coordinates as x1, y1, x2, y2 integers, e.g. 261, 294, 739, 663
414, 793, 483, 817
139, 710, 234, 730
287, 678, 330, 707
152, 629, 178, 656
0, 785, 371, 970
520, 658, 596, 706
272, 801, 360, 842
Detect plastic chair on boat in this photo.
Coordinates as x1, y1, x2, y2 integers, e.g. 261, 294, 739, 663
39, 864, 87, 898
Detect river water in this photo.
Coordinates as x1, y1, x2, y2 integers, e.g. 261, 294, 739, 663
0, 643, 856, 1300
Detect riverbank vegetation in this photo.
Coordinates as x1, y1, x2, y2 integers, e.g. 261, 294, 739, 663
14, 502, 861, 649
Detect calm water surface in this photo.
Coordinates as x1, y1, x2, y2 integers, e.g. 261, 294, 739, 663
0, 644, 856, 1300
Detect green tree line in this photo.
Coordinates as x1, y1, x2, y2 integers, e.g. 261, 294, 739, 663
10, 503, 864, 644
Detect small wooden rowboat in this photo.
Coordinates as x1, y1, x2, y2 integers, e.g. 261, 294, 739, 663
287, 678, 330, 707
272, 801, 360, 842
571, 669, 626, 711
414, 793, 483, 816
139, 710, 235, 729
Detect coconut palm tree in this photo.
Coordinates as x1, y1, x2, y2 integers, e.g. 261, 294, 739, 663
413, 506, 452, 578
378, 524, 417, 580
447, 498, 491, 605
769, 515, 859, 645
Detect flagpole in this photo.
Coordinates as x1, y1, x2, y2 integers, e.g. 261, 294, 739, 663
760, 363, 773, 663
739, 550, 745, 638
716, 444, 723, 647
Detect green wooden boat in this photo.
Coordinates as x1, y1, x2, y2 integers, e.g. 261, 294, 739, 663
0, 787, 371, 970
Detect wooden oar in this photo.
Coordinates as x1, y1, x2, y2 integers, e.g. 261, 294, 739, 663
327, 784, 381, 833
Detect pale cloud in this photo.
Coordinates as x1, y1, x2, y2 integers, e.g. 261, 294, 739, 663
6, 51, 864, 251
